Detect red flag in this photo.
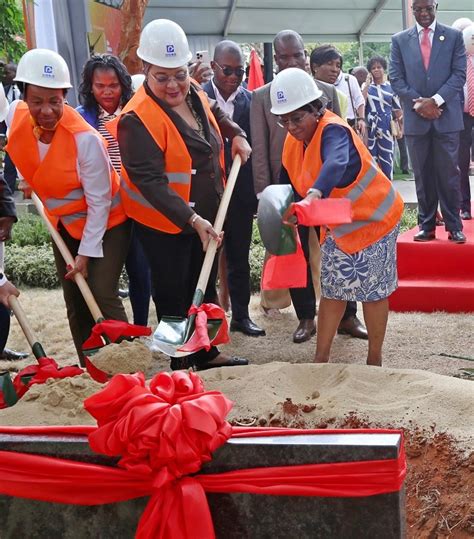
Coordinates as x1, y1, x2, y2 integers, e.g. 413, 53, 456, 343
247, 49, 264, 90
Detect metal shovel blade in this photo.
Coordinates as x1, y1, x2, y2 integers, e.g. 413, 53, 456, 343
153, 315, 223, 357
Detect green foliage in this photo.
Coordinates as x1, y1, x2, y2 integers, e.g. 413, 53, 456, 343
249, 220, 265, 292
0, 0, 27, 63
4, 243, 59, 288
10, 214, 51, 247
399, 207, 418, 233
306, 41, 392, 71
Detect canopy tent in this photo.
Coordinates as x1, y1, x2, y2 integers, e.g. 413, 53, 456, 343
144, 0, 473, 44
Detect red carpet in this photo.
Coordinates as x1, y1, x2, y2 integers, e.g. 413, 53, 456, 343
389, 212, 474, 313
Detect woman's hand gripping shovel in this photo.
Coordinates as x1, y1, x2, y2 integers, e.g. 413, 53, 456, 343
152, 155, 242, 358
31, 193, 151, 382
7, 294, 83, 401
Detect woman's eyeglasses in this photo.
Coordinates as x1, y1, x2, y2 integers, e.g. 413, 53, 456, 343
214, 62, 245, 77
150, 71, 189, 85
277, 111, 310, 129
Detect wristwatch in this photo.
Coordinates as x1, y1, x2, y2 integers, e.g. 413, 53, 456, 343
0, 271, 7, 287
307, 188, 323, 198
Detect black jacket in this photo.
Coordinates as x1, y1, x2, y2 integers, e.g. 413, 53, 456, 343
0, 174, 16, 219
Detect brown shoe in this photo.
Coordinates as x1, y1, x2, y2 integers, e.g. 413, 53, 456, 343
337, 316, 368, 340
293, 319, 316, 343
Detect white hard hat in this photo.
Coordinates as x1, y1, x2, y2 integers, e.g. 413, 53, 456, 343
131, 73, 145, 92
463, 24, 474, 55
0, 83, 8, 123
137, 19, 192, 68
452, 18, 472, 32
15, 48, 72, 89
270, 68, 323, 115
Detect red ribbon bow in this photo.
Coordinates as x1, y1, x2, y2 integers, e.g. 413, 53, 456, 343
84, 371, 233, 538
13, 357, 84, 399
178, 303, 229, 353
82, 320, 152, 351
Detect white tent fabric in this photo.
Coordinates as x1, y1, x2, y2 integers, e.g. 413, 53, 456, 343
144, 0, 473, 43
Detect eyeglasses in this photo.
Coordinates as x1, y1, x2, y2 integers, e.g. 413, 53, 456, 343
277, 111, 310, 129
150, 71, 189, 85
412, 4, 437, 14
214, 62, 245, 78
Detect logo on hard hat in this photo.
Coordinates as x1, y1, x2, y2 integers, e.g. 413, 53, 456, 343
43, 65, 54, 78
166, 44, 176, 57
276, 90, 287, 103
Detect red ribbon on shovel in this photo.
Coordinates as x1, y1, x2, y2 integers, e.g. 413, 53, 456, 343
178, 304, 229, 353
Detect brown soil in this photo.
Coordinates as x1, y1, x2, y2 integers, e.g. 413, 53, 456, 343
234, 404, 473, 539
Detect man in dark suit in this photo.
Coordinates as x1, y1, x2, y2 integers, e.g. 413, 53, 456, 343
390, 0, 467, 243
0, 173, 27, 360
202, 40, 265, 337
251, 30, 368, 343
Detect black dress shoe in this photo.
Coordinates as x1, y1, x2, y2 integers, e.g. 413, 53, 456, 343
293, 319, 316, 344
170, 357, 191, 371
0, 348, 29, 361
230, 317, 266, 337
194, 356, 249, 371
337, 316, 368, 340
460, 211, 472, 220
448, 231, 466, 244
413, 230, 436, 242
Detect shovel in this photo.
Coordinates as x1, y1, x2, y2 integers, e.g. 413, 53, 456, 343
7, 294, 83, 399
31, 192, 151, 379
153, 155, 242, 357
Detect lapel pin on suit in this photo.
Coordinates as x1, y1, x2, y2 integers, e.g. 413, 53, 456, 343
439, 36, 445, 41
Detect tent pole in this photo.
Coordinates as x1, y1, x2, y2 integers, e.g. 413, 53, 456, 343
401, 0, 413, 29
358, 36, 364, 66
263, 42, 273, 83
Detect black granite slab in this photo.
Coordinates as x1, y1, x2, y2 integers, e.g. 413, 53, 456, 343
0, 432, 405, 538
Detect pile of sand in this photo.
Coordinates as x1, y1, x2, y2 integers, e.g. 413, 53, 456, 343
88, 339, 153, 376
200, 362, 474, 450
0, 373, 102, 426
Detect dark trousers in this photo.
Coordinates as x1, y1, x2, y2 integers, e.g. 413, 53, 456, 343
397, 136, 410, 172
459, 113, 474, 213
223, 197, 255, 320
290, 225, 356, 321
52, 220, 131, 364
405, 129, 462, 232
125, 222, 151, 326
0, 304, 9, 353
3, 153, 17, 195
136, 223, 220, 365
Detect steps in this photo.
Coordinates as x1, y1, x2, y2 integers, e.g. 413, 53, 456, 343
389, 212, 474, 313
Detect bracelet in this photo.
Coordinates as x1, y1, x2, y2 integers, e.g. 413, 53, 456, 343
190, 214, 199, 228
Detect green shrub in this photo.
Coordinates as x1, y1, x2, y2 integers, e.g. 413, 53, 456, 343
249, 221, 265, 292
399, 207, 418, 234
4, 244, 59, 288
10, 214, 51, 247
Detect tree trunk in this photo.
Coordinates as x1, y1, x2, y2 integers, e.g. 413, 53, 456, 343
117, 0, 149, 75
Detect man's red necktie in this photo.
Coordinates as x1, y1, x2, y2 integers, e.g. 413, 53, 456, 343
466, 56, 474, 117
421, 27, 432, 70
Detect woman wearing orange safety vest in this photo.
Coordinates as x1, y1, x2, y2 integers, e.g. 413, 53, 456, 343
270, 68, 403, 366
113, 19, 252, 370
6, 49, 130, 364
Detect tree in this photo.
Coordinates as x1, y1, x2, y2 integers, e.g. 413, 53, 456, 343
117, 0, 149, 74
0, 0, 26, 63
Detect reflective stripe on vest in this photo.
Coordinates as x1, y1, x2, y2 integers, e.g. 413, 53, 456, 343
44, 187, 84, 211
61, 211, 88, 225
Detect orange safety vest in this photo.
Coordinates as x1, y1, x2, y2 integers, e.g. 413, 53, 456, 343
6, 102, 126, 240
282, 110, 403, 254
107, 83, 225, 234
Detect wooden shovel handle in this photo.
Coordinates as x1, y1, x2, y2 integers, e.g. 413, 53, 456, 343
31, 192, 104, 322
8, 295, 37, 347
195, 155, 241, 295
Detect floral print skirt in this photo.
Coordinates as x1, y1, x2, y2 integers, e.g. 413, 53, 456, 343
321, 224, 399, 302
